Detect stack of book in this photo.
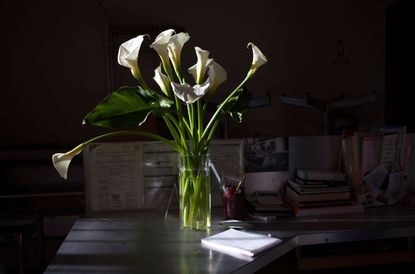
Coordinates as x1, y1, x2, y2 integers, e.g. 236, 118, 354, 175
284, 169, 363, 216
245, 191, 294, 221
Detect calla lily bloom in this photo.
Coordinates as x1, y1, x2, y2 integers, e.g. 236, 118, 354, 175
171, 79, 210, 104
150, 29, 175, 65
117, 35, 146, 80
168, 32, 190, 73
153, 65, 170, 96
207, 60, 227, 94
247, 42, 268, 76
52, 145, 83, 179
188, 47, 212, 84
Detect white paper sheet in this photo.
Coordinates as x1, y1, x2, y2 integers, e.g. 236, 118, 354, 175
201, 229, 281, 257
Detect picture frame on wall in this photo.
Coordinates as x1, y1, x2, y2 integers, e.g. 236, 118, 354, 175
330, 36, 350, 67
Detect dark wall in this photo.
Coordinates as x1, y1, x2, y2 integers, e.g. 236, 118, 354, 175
0, 0, 388, 147
386, 0, 415, 132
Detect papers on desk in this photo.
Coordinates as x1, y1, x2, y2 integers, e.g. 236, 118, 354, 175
83, 139, 245, 213
201, 229, 281, 257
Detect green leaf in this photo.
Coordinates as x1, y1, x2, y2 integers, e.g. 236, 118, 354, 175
83, 86, 173, 128
221, 86, 252, 123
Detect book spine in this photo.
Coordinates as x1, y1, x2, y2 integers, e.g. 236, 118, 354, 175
295, 178, 348, 187
286, 186, 350, 202
288, 180, 349, 194
283, 197, 363, 216
297, 169, 346, 182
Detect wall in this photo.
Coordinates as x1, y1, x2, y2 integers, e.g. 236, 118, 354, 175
0, 0, 388, 146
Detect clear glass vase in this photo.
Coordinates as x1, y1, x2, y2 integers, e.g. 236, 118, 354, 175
178, 153, 211, 230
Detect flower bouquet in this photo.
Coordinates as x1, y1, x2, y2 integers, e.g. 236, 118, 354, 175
52, 29, 267, 230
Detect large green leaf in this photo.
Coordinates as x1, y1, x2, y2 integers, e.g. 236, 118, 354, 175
83, 86, 173, 128
221, 86, 252, 123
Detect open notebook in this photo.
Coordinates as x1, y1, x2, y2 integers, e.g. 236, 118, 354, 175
201, 229, 282, 257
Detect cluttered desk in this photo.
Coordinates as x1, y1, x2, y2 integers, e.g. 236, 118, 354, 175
44, 133, 415, 273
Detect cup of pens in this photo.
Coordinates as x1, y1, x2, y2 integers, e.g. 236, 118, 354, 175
221, 177, 245, 220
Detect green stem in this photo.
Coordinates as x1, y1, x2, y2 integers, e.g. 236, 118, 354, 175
163, 116, 183, 153
162, 59, 175, 83
161, 58, 190, 150
197, 100, 203, 140
161, 59, 177, 100
182, 118, 192, 136
172, 91, 190, 150
138, 77, 151, 92
190, 103, 198, 153
201, 75, 250, 142
172, 60, 185, 85
187, 104, 193, 133
168, 109, 192, 153
179, 154, 210, 229
132, 70, 152, 92
165, 113, 188, 153
203, 119, 221, 150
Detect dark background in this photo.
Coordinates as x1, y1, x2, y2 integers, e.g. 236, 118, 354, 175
1, 0, 412, 148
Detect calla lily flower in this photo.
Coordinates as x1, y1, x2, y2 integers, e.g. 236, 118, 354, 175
188, 47, 212, 84
153, 65, 170, 96
167, 32, 190, 71
247, 42, 268, 76
52, 145, 83, 179
117, 35, 146, 80
171, 79, 210, 104
150, 29, 175, 65
207, 60, 227, 94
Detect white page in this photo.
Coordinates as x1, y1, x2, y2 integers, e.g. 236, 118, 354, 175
84, 142, 143, 213
361, 136, 382, 176
381, 134, 399, 169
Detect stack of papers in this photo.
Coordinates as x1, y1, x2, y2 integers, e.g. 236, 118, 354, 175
201, 229, 281, 257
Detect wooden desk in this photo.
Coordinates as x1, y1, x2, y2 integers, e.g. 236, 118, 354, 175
44, 206, 415, 274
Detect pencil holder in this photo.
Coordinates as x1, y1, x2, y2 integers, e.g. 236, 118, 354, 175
223, 191, 245, 220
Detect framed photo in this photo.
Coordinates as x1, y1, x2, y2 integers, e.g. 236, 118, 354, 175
330, 36, 350, 66
245, 137, 288, 173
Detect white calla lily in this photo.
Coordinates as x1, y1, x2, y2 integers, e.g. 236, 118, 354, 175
150, 29, 175, 64
153, 65, 170, 96
167, 32, 190, 67
247, 42, 268, 76
171, 79, 210, 104
207, 60, 227, 93
188, 47, 212, 84
187, 64, 198, 83
117, 35, 146, 80
52, 145, 83, 179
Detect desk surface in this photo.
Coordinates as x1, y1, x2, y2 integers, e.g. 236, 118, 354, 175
44, 206, 415, 274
